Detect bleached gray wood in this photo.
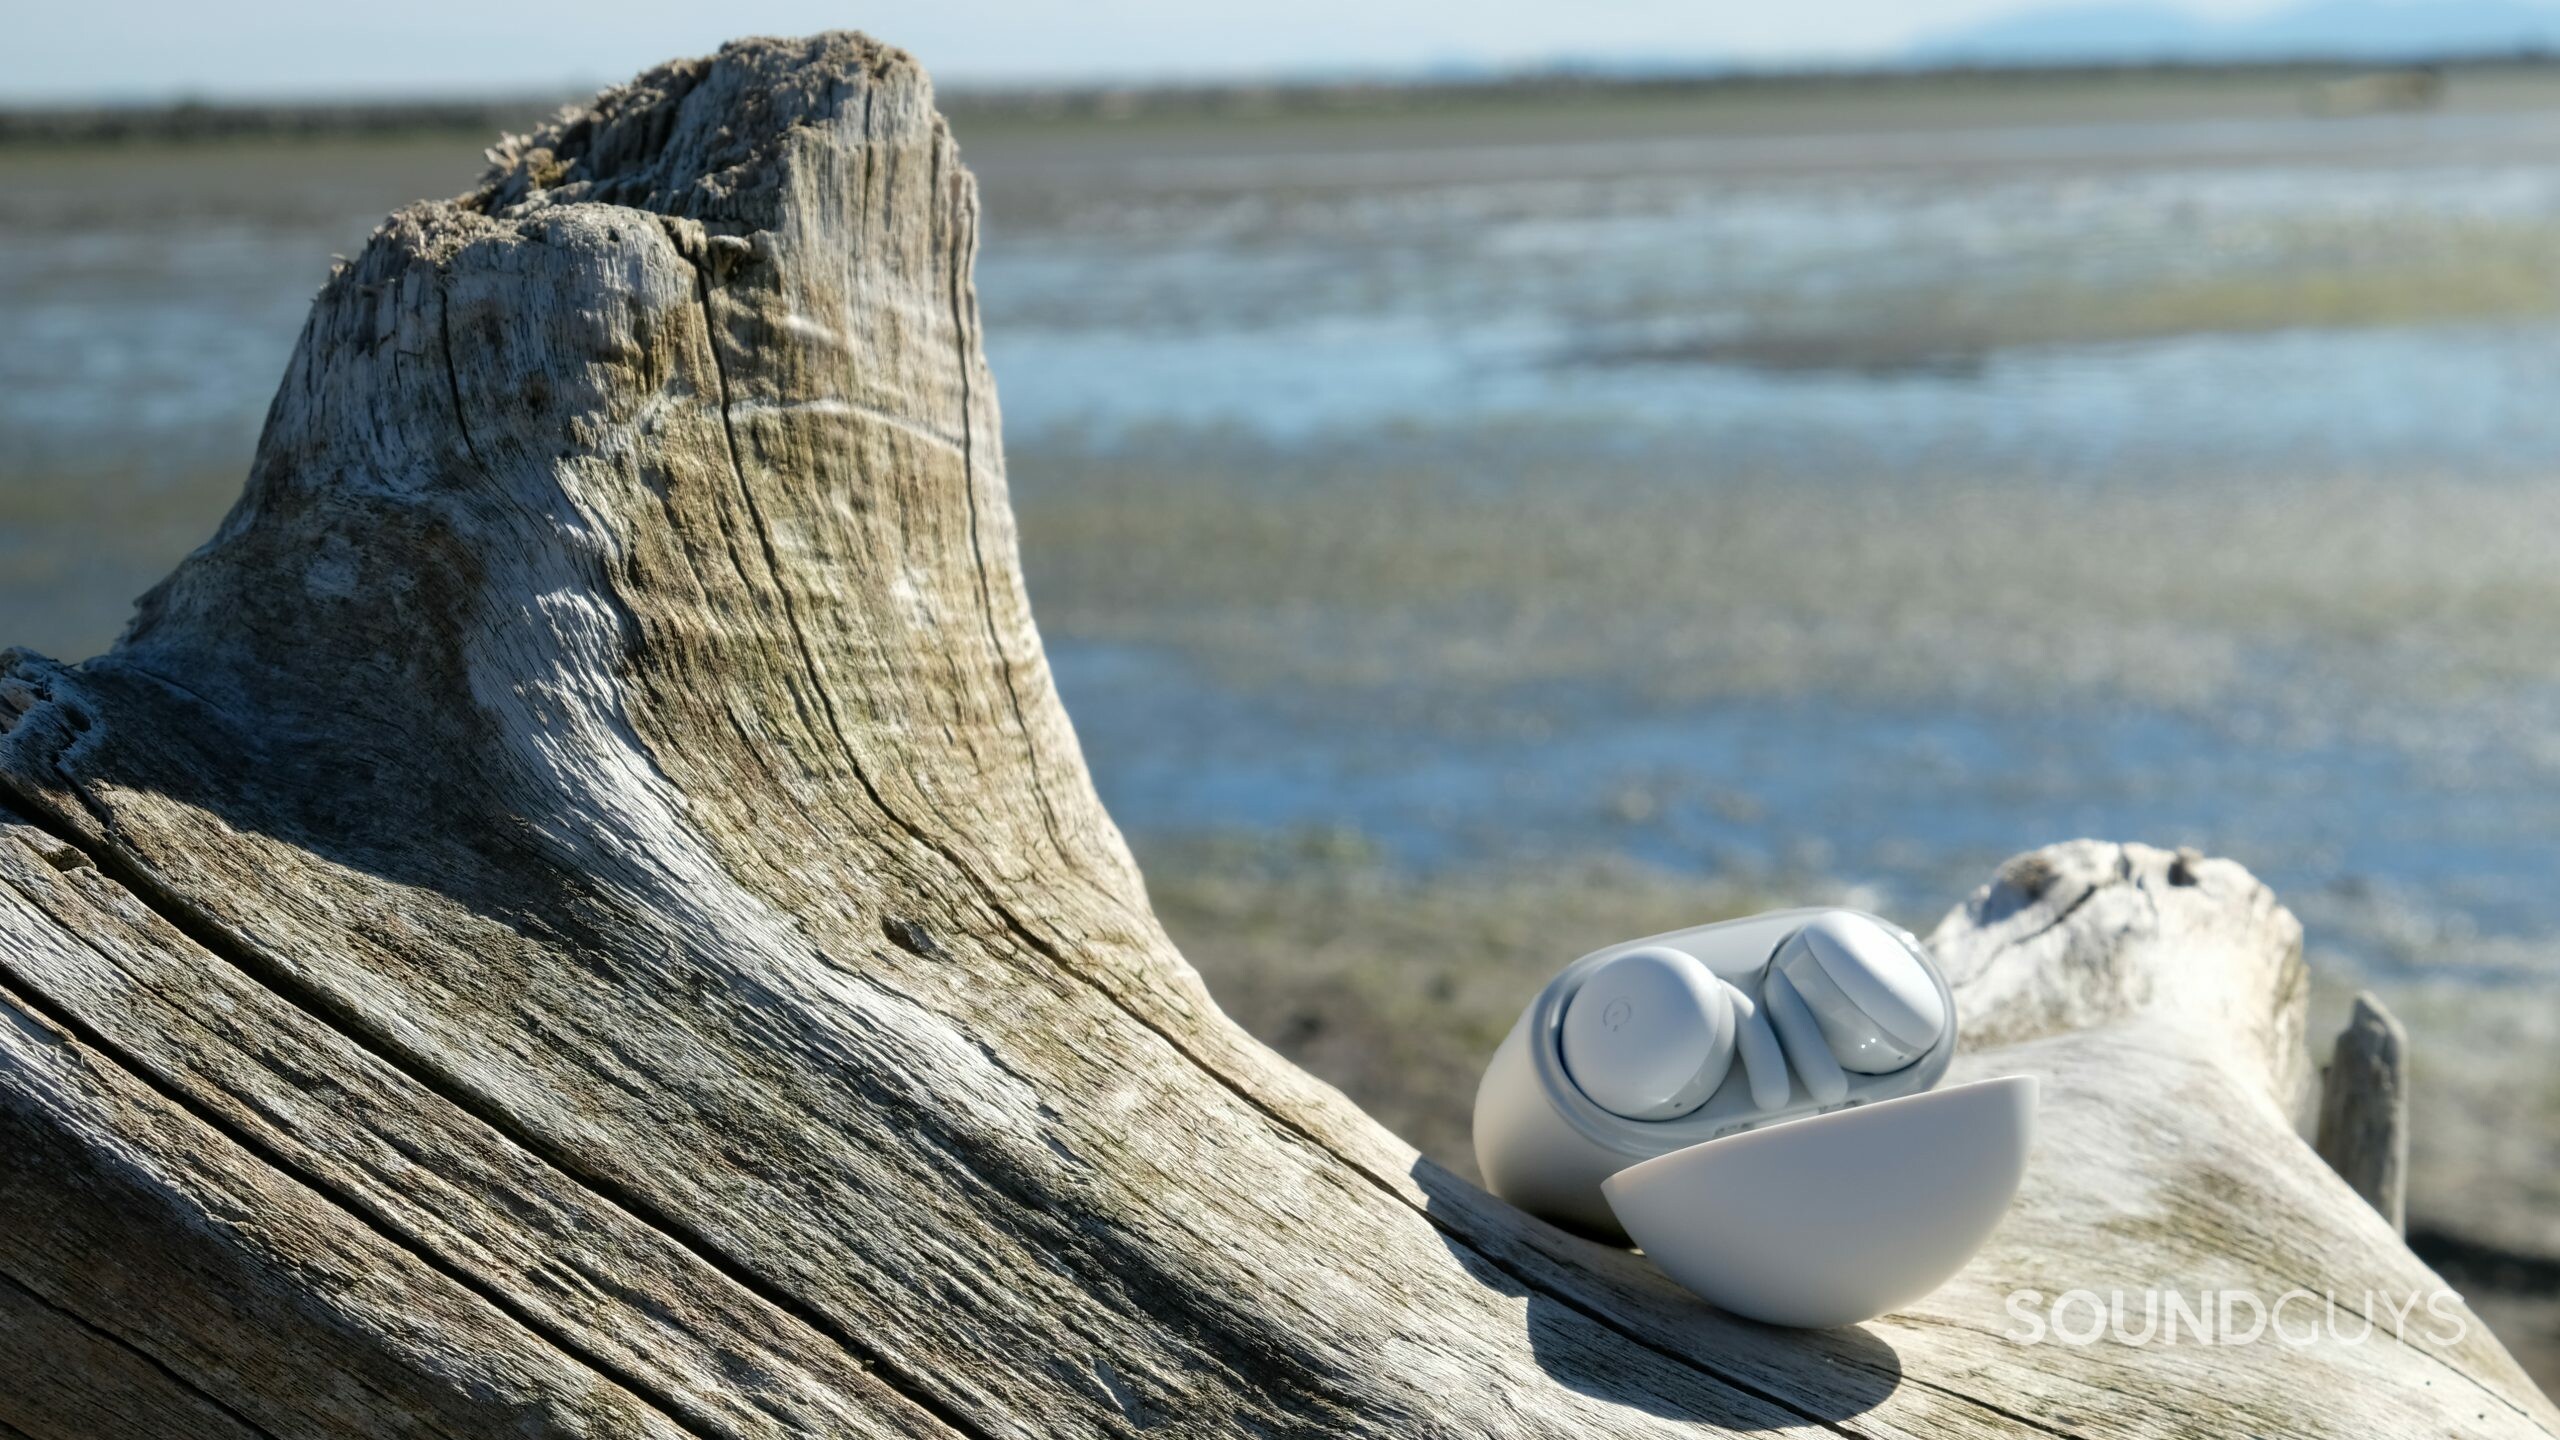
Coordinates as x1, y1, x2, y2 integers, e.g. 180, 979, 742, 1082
2317, 992, 2412, 1233
0, 32, 2548, 1438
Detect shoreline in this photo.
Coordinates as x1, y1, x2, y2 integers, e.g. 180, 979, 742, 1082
6, 51, 2556, 147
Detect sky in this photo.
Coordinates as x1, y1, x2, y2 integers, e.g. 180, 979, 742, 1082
2, 0, 2311, 103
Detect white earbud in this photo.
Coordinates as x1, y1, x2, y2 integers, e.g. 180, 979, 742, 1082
1767, 910, 1947, 1077
1558, 946, 1735, 1120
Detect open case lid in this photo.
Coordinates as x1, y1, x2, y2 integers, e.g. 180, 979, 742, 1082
1601, 1074, 2037, 1328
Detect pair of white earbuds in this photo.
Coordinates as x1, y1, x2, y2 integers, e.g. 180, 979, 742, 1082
1473, 907, 2034, 1329
1557, 909, 1947, 1120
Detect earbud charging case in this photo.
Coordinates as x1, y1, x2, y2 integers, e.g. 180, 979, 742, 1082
1473, 909, 2036, 1328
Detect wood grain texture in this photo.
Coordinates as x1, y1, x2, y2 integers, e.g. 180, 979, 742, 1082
0, 32, 2549, 1437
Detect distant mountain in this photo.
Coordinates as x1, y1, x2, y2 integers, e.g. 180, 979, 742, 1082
1915, 0, 2560, 65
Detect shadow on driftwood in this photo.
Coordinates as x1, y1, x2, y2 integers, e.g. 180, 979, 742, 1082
4, 647, 613, 946
1411, 1157, 1903, 1428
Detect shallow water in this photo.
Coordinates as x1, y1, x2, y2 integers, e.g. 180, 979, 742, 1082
972, 79, 2560, 1259
3, 73, 2558, 1263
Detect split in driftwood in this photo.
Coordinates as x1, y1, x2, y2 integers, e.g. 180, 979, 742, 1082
0, 33, 2552, 1439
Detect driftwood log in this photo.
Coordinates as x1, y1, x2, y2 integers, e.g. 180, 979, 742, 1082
0, 33, 2550, 1439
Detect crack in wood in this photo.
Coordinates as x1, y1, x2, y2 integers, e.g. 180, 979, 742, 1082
0, 1255, 285, 1440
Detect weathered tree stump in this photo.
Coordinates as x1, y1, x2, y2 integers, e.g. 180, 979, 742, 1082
2317, 992, 2411, 1234
0, 33, 2549, 1438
